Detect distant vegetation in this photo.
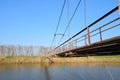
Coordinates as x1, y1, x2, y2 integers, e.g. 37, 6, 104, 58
0, 45, 50, 56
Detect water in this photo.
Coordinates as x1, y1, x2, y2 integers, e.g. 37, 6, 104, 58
0, 63, 120, 80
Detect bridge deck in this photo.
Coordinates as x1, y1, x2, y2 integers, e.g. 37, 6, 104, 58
57, 36, 120, 57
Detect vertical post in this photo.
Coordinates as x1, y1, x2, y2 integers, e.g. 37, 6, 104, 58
84, 34, 87, 45
67, 0, 70, 38
99, 28, 102, 41
84, 0, 91, 45
56, 49, 58, 55
65, 45, 66, 50
87, 28, 91, 45
54, 36, 56, 51
67, 0, 72, 51
62, 45, 64, 52
75, 40, 77, 48
118, 0, 120, 16
59, 47, 61, 53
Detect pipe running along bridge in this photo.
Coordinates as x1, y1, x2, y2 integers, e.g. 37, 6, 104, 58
48, 0, 120, 58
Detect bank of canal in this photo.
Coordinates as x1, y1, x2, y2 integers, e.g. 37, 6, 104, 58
0, 55, 120, 64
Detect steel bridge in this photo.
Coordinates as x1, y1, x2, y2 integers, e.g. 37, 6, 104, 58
48, 1, 120, 58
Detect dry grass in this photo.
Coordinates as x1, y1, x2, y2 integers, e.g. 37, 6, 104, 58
0, 55, 120, 64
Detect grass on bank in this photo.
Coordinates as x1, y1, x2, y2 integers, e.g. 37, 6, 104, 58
0, 55, 120, 63
5, 56, 41, 59
1, 55, 120, 60
91, 55, 120, 58
0, 56, 46, 63
1, 55, 120, 58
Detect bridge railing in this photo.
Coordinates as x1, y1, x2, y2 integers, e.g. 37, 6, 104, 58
50, 6, 120, 56
55, 18, 120, 54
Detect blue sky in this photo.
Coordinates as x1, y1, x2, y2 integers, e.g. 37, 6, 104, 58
0, 0, 120, 46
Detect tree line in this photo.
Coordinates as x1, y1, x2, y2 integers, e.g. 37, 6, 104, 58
0, 45, 49, 56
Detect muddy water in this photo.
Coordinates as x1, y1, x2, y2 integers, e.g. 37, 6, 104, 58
0, 63, 120, 80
